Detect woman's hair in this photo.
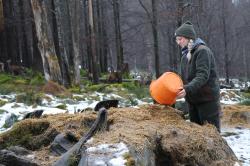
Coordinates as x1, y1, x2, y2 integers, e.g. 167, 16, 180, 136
187, 39, 194, 61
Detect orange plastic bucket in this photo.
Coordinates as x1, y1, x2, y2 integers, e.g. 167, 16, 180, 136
150, 72, 183, 105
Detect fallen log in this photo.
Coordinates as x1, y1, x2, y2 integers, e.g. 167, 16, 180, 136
53, 108, 108, 166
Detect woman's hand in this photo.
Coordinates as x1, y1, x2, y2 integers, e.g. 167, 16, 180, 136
177, 88, 186, 99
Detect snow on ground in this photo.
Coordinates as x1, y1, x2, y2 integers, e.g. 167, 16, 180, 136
86, 142, 129, 166
0, 92, 150, 132
220, 89, 242, 105
221, 128, 250, 166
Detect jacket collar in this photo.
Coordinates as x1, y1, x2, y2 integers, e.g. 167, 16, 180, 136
191, 38, 205, 53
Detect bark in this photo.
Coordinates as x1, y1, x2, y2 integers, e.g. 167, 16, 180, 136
13, 0, 24, 63
88, 0, 99, 83
222, 0, 230, 83
69, 0, 81, 85
0, 0, 4, 31
84, 0, 92, 73
175, 0, 185, 72
21, 1, 34, 67
30, 0, 62, 84
101, 2, 108, 73
96, 0, 103, 72
53, 0, 72, 87
5, 0, 19, 62
112, 0, 123, 72
151, 0, 160, 78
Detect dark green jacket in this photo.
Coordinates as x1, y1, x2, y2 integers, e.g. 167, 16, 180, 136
180, 40, 220, 104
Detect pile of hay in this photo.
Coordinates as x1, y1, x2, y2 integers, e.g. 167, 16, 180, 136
89, 105, 238, 166
0, 104, 239, 165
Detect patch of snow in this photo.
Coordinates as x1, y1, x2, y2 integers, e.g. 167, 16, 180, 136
106, 94, 124, 100
65, 102, 90, 114
94, 160, 106, 165
26, 154, 35, 159
109, 157, 126, 166
220, 89, 242, 105
86, 142, 129, 166
222, 128, 250, 166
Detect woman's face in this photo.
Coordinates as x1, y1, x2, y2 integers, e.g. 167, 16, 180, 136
176, 36, 189, 48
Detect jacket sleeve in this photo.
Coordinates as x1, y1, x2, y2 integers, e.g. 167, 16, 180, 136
184, 48, 211, 94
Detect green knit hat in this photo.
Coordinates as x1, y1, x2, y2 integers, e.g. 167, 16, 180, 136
175, 21, 196, 39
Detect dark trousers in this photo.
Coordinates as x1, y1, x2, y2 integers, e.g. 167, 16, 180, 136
188, 101, 221, 132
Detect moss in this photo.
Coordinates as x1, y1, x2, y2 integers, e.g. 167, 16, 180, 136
239, 99, 250, 106
16, 91, 44, 106
0, 109, 6, 114
0, 84, 16, 94
68, 152, 81, 166
69, 85, 81, 93
0, 119, 50, 149
122, 82, 150, 99
0, 74, 12, 84
0, 72, 44, 94
124, 152, 136, 166
242, 92, 250, 99
86, 84, 109, 92
0, 99, 7, 107
89, 95, 101, 101
13, 79, 28, 85
72, 95, 86, 101
29, 74, 45, 86
221, 132, 238, 137
55, 104, 67, 110
80, 79, 92, 86
80, 69, 88, 77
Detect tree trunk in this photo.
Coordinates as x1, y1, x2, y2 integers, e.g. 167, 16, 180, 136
0, 0, 4, 32
6, 0, 19, 62
22, 1, 34, 66
113, 0, 123, 72
100, 1, 108, 72
30, 0, 62, 84
53, 0, 73, 87
222, 0, 230, 83
151, 0, 160, 78
84, 0, 92, 73
96, 0, 103, 72
88, 0, 99, 83
69, 0, 81, 85
174, 0, 185, 72
13, 0, 24, 63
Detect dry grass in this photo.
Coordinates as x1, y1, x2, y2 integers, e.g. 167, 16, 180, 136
221, 104, 250, 128
42, 80, 71, 97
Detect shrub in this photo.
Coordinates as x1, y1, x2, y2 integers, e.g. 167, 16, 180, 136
29, 73, 45, 86
80, 69, 88, 77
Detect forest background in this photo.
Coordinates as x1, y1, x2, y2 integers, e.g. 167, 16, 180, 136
0, 0, 249, 87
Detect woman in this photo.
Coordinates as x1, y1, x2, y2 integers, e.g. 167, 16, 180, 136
175, 21, 221, 132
